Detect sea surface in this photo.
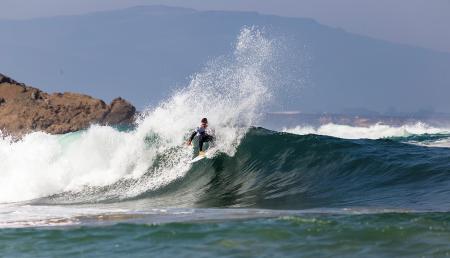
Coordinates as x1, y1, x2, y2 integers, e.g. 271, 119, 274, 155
1, 28, 450, 257
1, 127, 450, 257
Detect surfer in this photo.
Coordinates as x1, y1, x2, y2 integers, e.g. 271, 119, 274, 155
187, 118, 214, 156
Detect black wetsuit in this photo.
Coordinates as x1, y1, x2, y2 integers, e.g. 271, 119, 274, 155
189, 127, 213, 151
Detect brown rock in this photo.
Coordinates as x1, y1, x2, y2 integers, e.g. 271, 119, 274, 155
0, 73, 136, 136
103, 97, 136, 125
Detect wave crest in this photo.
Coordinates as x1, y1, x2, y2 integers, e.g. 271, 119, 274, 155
0, 27, 276, 203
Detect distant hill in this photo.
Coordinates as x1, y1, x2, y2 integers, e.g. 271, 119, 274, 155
1, 5, 449, 113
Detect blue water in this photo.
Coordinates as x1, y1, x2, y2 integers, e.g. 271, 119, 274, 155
1, 213, 450, 257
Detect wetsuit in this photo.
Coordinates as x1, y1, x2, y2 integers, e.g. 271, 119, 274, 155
189, 127, 213, 151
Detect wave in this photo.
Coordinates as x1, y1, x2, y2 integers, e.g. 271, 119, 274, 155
30, 127, 449, 213
283, 123, 450, 143
125, 127, 450, 211
3, 125, 450, 210
0, 27, 276, 203
1, 28, 449, 213
283, 123, 450, 149
283, 122, 450, 147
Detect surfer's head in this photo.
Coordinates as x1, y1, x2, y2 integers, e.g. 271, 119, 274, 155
201, 118, 208, 127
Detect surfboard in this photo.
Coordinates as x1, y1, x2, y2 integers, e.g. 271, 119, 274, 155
188, 153, 206, 164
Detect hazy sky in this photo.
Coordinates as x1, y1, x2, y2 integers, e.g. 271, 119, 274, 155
1, 0, 449, 53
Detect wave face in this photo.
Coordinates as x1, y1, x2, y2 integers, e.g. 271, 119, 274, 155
27, 127, 449, 212
125, 127, 449, 211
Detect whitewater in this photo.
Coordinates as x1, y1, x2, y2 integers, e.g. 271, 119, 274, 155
283, 122, 450, 146
0, 27, 273, 204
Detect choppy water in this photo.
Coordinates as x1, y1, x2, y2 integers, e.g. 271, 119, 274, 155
1, 211, 450, 257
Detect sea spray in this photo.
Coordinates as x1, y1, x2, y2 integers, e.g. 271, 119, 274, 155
121, 27, 275, 199
0, 27, 276, 203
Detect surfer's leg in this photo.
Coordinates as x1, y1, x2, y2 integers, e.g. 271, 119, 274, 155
199, 134, 213, 152
199, 135, 205, 151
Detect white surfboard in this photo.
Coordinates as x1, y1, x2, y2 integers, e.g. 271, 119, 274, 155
188, 153, 206, 164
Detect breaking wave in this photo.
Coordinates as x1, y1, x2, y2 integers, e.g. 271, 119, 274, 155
1, 28, 449, 214
0, 27, 275, 203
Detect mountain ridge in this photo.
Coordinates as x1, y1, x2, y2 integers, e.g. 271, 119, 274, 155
1, 5, 449, 113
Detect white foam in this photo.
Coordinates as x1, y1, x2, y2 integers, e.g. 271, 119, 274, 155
412, 138, 450, 148
283, 122, 450, 140
0, 27, 275, 203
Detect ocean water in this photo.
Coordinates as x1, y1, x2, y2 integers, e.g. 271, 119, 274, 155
1, 28, 450, 257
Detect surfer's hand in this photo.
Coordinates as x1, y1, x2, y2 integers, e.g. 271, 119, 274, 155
186, 141, 192, 146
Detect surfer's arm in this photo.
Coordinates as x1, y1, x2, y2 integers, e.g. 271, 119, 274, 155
187, 130, 197, 145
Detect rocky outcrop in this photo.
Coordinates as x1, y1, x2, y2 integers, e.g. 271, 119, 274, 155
0, 73, 136, 136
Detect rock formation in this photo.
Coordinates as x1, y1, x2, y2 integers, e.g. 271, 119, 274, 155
0, 73, 136, 136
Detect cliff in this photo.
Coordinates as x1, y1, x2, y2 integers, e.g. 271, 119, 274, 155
0, 73, 136, 136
